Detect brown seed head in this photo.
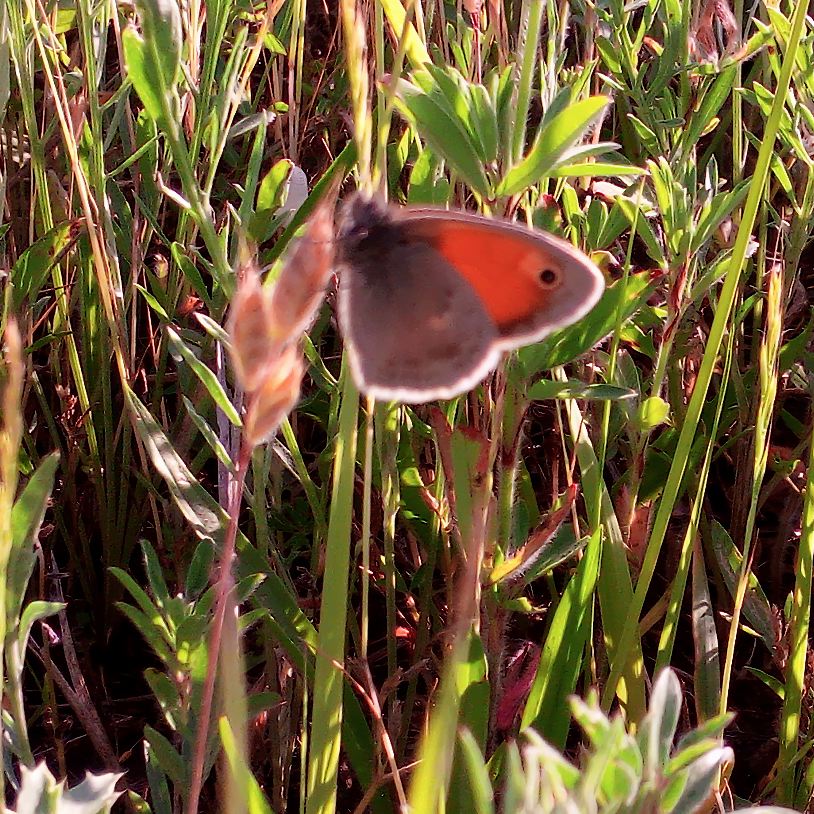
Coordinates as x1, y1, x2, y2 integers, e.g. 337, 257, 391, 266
267, 198, 336, 339
243, 344, 305, 446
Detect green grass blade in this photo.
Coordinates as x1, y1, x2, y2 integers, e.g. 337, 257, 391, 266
602, 6, 804, 710
305, 367, 359, 814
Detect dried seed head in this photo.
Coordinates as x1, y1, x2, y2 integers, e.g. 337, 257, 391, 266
243, 344, 304, 446
227, 263, 278, 393
228, 198, 335, 395
689, 0, 739, 63
228, 195, 337, 446
267, 198, 335, 339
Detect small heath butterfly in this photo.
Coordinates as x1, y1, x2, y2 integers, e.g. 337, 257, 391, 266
336, 194, 605, 403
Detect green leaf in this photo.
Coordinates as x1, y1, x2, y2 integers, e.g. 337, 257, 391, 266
635, 396, 670, 431
408, 147, 451, 204
418, 66, 498, 167
182, 395, 236, 473
110, 567, 167, 633
18, 601, 64, 656
175, 616, 209, 665
550, 162, 644, 178
638, 669, 681, 776
497, 96, 610, 196
145, 739, 173, 814
144, 726, 186, 786
679, 66, 737, 160
670, 748, 732, 814
527, 381, 637, 401
520, 529, 602, 747
691, 179, 751, 253
170, 244, 212, 310
144, 669, 182, 731
250, 159, 295, 243
165, 327, 241, 427
378, 0, 430, 67
469, 83, 499, 164
122, 28, 168, 125
455, 729, 495, 814
220, 718, 275, 814
134, 0, 182, 92
395, 78, 491, 196
9, 453, 60, 621
708, 521, 776, 651
614, 194, 665, 268
136, 283, 170, 322
115, 602, 175, 666
520, 271, 653, 375
185, 540, 215, 599
11, 222, 76, 311
141, 540, 171, 608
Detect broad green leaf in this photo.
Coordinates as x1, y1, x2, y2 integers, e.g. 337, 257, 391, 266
635, 396, 670, 431
408, 146, 451, 204
8, 453, 60, 620
115, 602, 175, 666
418, 65, 497, 166
134, 0, 182, 92
136, 283, 171, 322
122, 28, 168, 125
170, 244, 212, 309
614, 194, 665, 266
144, 669, 181, 730
497, 96, 610, 195
520, 529, 601, 746
11, 223, 77, 311
708, 521, 776, 652
469, 83, 499, 164
520, 271, 653, 375
680, 66, 737, 159
110, 567, 167, 633
250, 159, 295, 244
638, 669, 681, 776
395, 79, 491, 196
141, 540, 171, 607
670, 748, 733, 814
145, 740, 173, 814
448, 636, 490, 813
184, 540, 215, 599
691, 179, 751, 253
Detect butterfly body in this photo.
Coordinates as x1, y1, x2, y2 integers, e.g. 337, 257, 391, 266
336, 195, 605, 403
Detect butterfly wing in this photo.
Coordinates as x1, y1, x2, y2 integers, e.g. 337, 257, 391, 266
337, 236, 500, 403
398, 209, 605, 349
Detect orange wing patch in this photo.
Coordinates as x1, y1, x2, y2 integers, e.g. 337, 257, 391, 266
410, 221, 556, 331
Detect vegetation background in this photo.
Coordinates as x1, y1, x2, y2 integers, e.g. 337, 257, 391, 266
1, 0, 814, 811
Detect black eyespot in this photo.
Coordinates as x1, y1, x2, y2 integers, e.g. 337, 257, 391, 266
539, 268, 559, 286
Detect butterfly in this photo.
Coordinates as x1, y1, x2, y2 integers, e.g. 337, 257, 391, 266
334, 194, 605, 403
